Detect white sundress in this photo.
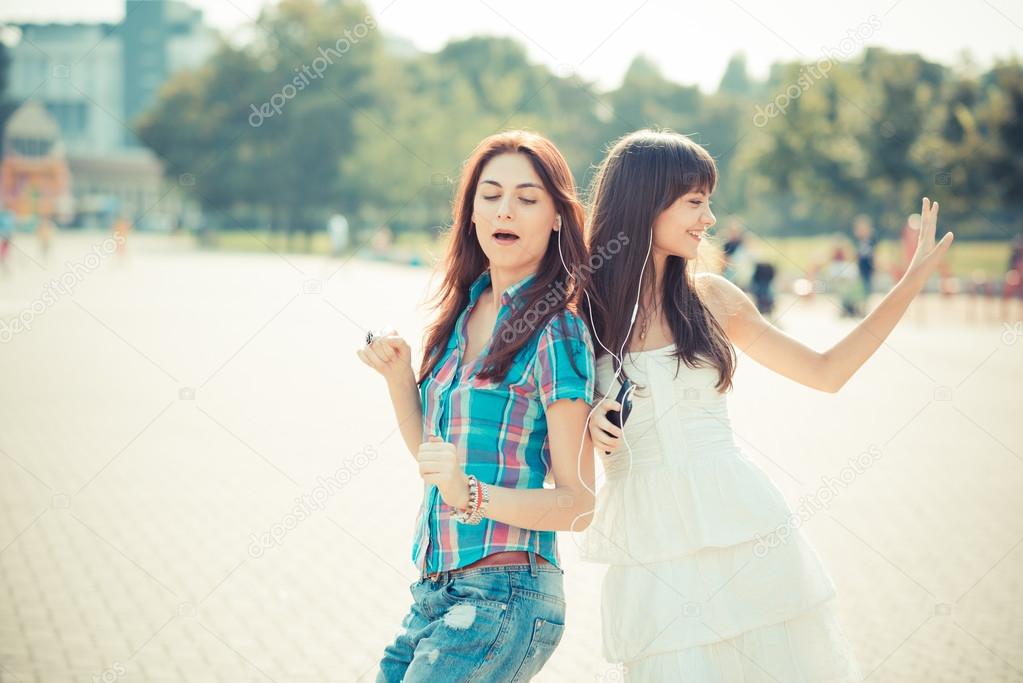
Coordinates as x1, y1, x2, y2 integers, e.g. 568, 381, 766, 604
581, 346, 862, 682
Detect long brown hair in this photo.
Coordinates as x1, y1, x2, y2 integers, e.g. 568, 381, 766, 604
584, 129, 736, 391
418, 131, 587, 384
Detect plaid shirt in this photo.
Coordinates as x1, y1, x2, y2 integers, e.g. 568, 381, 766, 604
412, 270, 596, 574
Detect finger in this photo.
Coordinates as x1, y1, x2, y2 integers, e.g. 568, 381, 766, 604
370, 339, 396, 362
418, 442, 451, 453
417, 451, 455, 464
592, 412, 622, 435
417, 449, 457, 463
358, 347, 386, 371
418, 459, 446, 473
382, 337, 407, 353
596, 418, 623, 437
363, 344, 388, 366
931, 231, 954, 256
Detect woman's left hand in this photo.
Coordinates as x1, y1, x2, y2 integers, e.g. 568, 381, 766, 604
418, 436, 470, 510
906, 197, 954, 280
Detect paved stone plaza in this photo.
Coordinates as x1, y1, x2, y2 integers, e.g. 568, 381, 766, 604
1, 232, 1021, 682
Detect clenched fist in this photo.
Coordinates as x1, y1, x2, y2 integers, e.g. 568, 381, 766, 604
418, 436, 470, 511
356, 328, 414, 387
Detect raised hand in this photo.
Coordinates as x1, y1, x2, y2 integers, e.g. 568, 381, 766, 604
355, 328, 414, 386
906, 197, 954, 280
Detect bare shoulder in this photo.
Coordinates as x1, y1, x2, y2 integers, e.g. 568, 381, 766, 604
693, 272, 759, 332
695, 272, 751, 310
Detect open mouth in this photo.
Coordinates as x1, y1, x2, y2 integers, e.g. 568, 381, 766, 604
493, 231, 520, 245
687, 230, 703, 242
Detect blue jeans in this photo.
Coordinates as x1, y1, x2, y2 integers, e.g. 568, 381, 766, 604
376, 554, 566, 682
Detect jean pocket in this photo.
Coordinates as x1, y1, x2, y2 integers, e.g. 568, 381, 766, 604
444, 573, 510, 608
510, 618, 566, 682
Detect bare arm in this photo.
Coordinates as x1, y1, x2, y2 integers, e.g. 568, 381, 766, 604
704, 198, 953, 393
356, 332, 422, 459
418, 398, 596, 531
481, 398, 596, 531
385, 371, 425, 459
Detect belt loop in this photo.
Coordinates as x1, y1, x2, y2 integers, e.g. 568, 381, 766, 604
528, 550, 538, 577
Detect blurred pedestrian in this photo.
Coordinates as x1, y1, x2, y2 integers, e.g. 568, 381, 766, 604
328, 213, 349, 256
113, 215, 131, 258
853, 214, 878, 300
37, 216, 54, 262
825, 241, 862, 317
0, 207, 13, 275
721, 218, 753, 289
750, 261, 776, 315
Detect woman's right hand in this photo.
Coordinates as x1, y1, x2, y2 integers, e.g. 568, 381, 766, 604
356, 329, 414, 386
589, 398, 623, 454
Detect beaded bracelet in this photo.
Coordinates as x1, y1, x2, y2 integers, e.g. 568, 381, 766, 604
465, 479, 490, 525
453, 474, 479, 524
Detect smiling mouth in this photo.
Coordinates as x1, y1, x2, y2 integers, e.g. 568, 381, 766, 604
687, 230, 703, 241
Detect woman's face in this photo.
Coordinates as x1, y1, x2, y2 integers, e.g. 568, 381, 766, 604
651, 189, 716, 262
473, 153, 558, 276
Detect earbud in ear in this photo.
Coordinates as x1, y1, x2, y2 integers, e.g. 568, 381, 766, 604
554, 215, 562, 231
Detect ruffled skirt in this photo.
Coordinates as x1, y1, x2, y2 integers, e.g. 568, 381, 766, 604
582, 454, 861, 681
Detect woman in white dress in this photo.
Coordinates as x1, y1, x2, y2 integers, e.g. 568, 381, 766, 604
580, 129, 953, 681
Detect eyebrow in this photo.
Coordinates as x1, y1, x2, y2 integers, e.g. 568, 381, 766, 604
480, 179, 544, 190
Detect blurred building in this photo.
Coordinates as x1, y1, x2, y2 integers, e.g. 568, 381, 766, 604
0, 100, 72, 221
4, 0, 216, 226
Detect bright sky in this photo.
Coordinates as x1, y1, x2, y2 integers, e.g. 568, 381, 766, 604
4, 0, 1022, 92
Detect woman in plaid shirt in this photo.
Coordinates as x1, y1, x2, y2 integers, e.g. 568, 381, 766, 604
358, 131, 597, 682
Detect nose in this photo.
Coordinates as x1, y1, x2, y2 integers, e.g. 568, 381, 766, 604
703, 205, 716, 228
496, 195, 514, 221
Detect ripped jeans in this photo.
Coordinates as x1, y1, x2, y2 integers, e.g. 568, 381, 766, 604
376, 553, 566, 683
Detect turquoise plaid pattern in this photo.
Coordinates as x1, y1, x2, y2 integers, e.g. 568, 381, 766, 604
412, 270, 596, 574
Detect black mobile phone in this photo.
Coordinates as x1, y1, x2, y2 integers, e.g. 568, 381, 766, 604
603, 378, 634, 454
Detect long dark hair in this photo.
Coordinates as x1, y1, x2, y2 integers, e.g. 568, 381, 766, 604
418, 130, 587, 384
584, 129, 736, 392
